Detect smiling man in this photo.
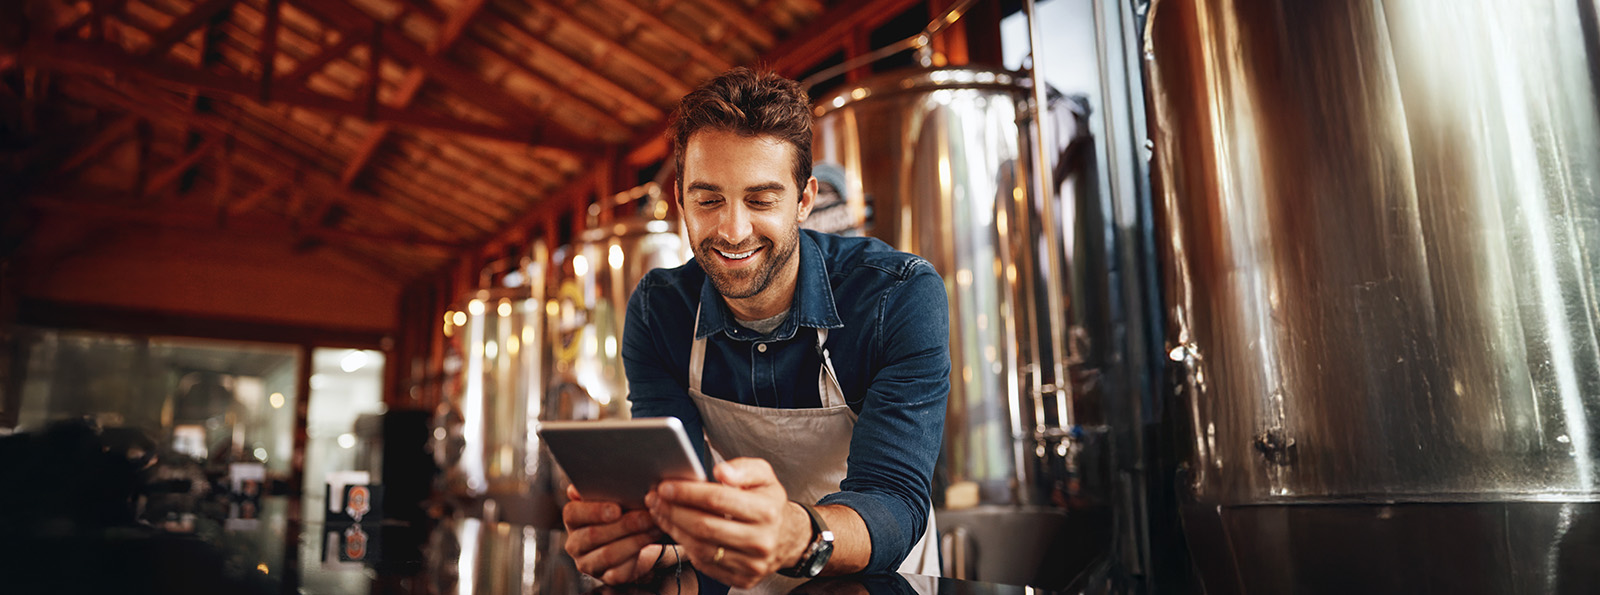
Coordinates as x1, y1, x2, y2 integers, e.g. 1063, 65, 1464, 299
561, 68, 950, 590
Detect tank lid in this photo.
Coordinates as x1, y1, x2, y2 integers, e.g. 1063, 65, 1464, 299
811, 67, 1025, 117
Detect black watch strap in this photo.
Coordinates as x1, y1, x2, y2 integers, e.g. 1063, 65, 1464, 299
777, 501, 834, 578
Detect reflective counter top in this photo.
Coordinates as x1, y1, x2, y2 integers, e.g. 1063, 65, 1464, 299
3, 495, 1058, 595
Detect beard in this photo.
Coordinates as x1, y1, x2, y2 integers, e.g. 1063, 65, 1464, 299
696, 225, 800, 300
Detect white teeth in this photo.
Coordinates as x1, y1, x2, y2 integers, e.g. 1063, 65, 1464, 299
718, 249, 755, 260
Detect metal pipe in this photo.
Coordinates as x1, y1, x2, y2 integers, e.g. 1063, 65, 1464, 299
1024, 0, 1076, 437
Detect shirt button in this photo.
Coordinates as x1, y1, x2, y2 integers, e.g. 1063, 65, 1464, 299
757, 343, 767, 353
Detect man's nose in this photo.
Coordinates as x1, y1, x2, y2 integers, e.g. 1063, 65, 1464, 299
716, 203, 752, 244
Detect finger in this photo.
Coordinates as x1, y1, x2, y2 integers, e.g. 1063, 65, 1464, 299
714, 458, 781, 490
563, 499, 622, 530
691, 543, 764, 590
581, 530, 661, 584
567, 484, 583, 501
566, 510, 656, 555
655, 480, 778, 524
650, 499, 773, 554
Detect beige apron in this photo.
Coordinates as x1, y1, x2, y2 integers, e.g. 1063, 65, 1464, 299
686, 306, 940, 586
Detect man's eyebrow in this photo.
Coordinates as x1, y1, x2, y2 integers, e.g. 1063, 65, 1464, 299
686, 181, 721, 193
743, 182, 786, 194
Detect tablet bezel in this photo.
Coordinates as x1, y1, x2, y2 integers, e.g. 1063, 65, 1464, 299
537, 417, 707, 509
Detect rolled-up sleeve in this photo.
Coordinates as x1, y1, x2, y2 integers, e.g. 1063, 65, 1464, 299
817, 261, 949, 572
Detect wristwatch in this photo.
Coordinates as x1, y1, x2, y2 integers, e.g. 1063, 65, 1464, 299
777, 501, 834, 578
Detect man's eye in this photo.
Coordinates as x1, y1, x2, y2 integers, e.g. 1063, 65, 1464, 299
697, 198, 722, 207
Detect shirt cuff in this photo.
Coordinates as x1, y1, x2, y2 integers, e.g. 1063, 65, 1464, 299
817, 491, 913, 573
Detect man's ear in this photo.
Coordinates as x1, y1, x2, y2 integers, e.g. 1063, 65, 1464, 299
798, 176, 817, 223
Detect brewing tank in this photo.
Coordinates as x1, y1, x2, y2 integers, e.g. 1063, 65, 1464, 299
814, 68, 1125, 586
1145, 0, 1600, 591
435, 284, 542, 500
543, 190, 688, 422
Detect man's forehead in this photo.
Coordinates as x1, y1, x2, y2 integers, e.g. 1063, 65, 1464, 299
685, 129, 795, 154
682, 130, 798, 190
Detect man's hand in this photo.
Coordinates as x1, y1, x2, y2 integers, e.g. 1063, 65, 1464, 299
561, 484, 667, 584
647, 458, 813, 589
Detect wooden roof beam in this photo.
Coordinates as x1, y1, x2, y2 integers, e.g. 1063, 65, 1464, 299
227, 177, 287, 216
278, 34, 359, 89
52, 114, 142, 175
289, 0, 581, 137
499, 1, 689, 97
19, 40, 606, 153
28, 195, 462, 256
478, 4, 664, 121
257, 0, 281, 102
589, 0, 732, 72
659, 0, 775, 47
467, 40, 632, 138
142, 133, 226, 197
341, 0, 487, 189
66, 78, 470, 241
143, 0, 238, 59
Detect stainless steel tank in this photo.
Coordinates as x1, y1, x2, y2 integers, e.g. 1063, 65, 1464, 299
814, 68, 1124, 587
543, 186, 688, 422
435, 283, 543, 502
1145, 0, 1600, 591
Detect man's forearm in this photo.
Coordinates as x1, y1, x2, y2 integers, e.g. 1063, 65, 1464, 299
814, 504, 870, 575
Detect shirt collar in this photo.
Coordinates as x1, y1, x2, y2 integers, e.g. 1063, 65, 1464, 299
695, 231, 843, 341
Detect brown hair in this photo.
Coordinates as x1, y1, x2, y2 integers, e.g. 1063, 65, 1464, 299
670, 67, 813, 199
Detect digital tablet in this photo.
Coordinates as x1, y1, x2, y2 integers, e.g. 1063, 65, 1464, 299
537, 417, 707, 509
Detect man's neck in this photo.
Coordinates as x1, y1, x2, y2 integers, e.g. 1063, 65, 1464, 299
723, 254, 801, 321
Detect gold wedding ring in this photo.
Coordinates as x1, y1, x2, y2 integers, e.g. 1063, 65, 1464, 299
713, 546, 725, 563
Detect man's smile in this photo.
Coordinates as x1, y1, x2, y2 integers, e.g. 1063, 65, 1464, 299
717, 247, 760, 261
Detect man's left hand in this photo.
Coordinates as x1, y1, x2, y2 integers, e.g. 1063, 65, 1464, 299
647, 458, 812, 588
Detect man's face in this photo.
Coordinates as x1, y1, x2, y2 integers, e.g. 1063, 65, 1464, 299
679, 129, 815, 302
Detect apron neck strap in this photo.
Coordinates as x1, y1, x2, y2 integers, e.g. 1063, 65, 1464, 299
688, 303, 842, 406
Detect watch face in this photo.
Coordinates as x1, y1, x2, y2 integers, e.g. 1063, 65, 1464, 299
805, 540, 833, 576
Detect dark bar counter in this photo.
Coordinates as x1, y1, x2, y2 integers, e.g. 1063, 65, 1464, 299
2, 493, 1057, 595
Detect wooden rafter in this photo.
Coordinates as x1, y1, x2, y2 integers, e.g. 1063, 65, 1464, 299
52, 114, 142, 175
142, 133, 226, 197
19, 41, 606, 153
143, 0, 239, 59
467, 39, 632, 137
498, 1, 689, 98
29, 196, 461, 256
361, 21, 382, 119
589, 0, 732, 71
287, 0, 559, 131
66, 78, 467, 241
660, 0, 776, 47
257, 0, 281, 101
278, 34, 359, 89
227, 177, 288, 216
475, 6, 664, 122
340, 0, 487, 189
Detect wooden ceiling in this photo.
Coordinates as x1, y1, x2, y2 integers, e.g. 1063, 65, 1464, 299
1, 0, 833, 282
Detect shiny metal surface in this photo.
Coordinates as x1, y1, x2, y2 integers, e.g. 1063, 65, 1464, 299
440, 286, 541, 498
544, 188, 687, 422
813, 69, 1124, 515
1182, 502, 1600, 594
815, 68, 1039, 507
1145, 0, 1600, 505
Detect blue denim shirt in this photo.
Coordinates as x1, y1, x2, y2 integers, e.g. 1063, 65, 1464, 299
623, 229, 950, 573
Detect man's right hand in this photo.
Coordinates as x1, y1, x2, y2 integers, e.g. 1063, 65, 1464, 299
561, 484, 667, 584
